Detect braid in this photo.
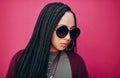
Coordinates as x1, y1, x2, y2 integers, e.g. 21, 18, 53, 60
15, 2, 75, 78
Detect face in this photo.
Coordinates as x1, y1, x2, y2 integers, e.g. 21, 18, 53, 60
50, 11, 75, 52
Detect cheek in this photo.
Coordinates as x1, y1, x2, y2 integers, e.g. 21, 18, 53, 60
68, 39, 72, 44
51, 32, 59, 45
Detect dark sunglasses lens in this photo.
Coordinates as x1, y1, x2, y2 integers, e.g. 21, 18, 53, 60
70, 28, 80, 39
56, 26, 68, 38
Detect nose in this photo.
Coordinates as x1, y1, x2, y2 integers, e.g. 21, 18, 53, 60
64, 32, 71, 41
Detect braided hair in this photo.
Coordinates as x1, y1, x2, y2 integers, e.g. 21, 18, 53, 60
15, 2, 77, 78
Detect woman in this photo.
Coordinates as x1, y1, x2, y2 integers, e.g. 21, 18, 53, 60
6, 2, 89, 78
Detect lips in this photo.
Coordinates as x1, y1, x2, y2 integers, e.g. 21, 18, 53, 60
60, 43, 68, 47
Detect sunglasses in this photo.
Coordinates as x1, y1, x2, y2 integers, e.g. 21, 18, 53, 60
55, 25, 80, 39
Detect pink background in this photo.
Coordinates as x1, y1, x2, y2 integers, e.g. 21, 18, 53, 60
0, 0, 120, 78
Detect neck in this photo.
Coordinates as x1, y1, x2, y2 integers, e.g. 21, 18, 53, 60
50, 48, 60, 53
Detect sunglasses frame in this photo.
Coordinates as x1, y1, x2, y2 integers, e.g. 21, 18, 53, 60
54, 25, 80, 39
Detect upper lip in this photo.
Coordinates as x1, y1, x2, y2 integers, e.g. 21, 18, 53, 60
60, 43, 68, 45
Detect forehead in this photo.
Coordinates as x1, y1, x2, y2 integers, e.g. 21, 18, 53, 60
57, 11, 75, 29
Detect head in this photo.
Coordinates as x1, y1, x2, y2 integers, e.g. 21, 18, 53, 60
50, 11, 80, 52
15, 2, 80, 78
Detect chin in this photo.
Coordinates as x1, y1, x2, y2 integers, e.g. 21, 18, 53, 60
58, 48, 66, 51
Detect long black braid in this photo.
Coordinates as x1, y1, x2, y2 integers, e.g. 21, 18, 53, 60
15, 2, 77, 78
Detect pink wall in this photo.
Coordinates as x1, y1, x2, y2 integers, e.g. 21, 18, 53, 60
0, 0, 120, 78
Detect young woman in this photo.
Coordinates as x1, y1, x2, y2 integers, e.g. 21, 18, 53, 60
6, 2, 89, 78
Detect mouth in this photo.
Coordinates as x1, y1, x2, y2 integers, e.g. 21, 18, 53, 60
60, 43, 68, 47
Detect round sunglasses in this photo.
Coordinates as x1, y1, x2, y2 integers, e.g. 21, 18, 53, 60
55, 25, 80, 39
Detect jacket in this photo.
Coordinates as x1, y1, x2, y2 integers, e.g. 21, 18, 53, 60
6, 50, 89, 78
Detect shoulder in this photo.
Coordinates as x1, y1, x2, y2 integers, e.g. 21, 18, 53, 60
6, 49, 24, 78
66, 52, 87, 70
66, 52, 89, 78
9, 49, 24, 68
67, 52, 84, 62
12, 49, 24, 62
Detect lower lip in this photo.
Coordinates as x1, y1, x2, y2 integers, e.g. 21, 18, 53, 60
61, 43, 67, 47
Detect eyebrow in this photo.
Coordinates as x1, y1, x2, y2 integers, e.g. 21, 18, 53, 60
57, 24, 75, 29
70, 26, 76, 29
